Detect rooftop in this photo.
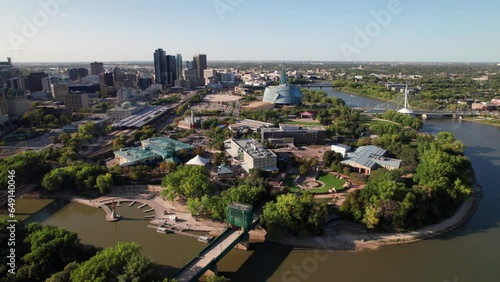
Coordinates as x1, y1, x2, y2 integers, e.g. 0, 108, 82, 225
341, 145, 401, 170
115, 147, 159, 164
233, 139, 276, 159
141, 137, 194, 152
262, 125, 326, 132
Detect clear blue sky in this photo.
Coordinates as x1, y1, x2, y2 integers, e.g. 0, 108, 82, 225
0, 0, 499, 62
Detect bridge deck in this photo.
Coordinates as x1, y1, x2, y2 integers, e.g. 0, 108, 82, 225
174, 228, 244, 282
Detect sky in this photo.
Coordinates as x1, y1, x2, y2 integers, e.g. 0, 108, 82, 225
0, 0, 499, 63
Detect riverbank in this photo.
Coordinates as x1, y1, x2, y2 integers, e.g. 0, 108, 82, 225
270, 183, 482, 251
463, 117, 500, 128
47, 185, 226, 235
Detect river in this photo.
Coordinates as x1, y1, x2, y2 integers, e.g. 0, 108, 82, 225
16, 88, 500, 281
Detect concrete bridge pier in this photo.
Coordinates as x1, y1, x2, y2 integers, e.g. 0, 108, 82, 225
236, 232, 250, 250
204, 260, 219, 278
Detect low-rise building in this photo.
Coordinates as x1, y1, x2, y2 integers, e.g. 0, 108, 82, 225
472, 102, 497, 111
261, 125, 327, 145
226, 138, 278, 173
228, 119, 274, 132
330, 144, 351, 157
341, 145, 401, 175
106, 102, 143, 120
114, 137, 193, 166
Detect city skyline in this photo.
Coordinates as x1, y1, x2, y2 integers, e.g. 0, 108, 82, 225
1, 0, 499, 63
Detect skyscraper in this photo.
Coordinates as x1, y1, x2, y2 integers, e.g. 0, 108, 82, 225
78, 68, 88, 79
166, 55, 177, 85
90, 61, 104, 75
176, 54, 183, 80
153, 48, 167, 85
69, 68, 79, 81
193, 54, 207, 86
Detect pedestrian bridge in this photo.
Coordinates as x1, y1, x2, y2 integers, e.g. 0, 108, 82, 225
173, 211, 259, 282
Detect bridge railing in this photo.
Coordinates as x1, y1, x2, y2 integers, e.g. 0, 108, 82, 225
172, 218, 260, 281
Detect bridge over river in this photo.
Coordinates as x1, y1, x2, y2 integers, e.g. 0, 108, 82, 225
173, 203, 258, 282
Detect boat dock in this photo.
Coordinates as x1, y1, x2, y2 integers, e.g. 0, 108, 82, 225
138, 203, 147, 209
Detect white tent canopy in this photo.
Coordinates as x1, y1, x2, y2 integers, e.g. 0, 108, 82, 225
186, 155, 210, 166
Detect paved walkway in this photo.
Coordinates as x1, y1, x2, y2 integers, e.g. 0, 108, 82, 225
175, 229, 242, 282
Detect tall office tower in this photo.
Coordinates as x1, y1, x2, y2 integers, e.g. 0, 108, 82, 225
138, 77, 152, 90
113, 67, 124, 81
68, 68, 79, 81
176, 54, 183, 80
185, 61, 194, 70
153, 48, 168, 85
99, 72, 114, 87
193, 54, 207, 86
41, 76, 60, 92
27, 72, 48, 92
90, 61, 104, 75
166, 55, 177, 85
78, 68, 88, 78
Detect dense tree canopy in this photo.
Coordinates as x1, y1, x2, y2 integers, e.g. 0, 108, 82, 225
341, 132, 473, 231
0, 151, 51, 190
70, 242, 156, 282
261, 193, 328, 237
42, 162, 108, 193
161, 165, 214, 200
19, 223, 81, 280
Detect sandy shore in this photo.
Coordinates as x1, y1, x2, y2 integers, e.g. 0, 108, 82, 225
271, 184, 482, 251
49, 185, 226, 234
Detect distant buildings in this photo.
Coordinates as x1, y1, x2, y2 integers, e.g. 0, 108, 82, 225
227, 139, 278, 173
41, 76, 60, 92
166, 55, 177, 85
193, 54, 207, 86
69, 68, 80, 81
177, 110, 201, 130
4, 89, 30, 117
261, 125, 327, 145
138, 77, 152, 90
341, 145, 401, 175
64, 92, 89, 111
154, 48, 168, 85
472, 102, 497, 111
175, 54, 183, 80
27, 72, 48, 92
99, 72, 114, 87
90, 61, 104, 75
114, 137, 193, 166
51, 83, 69, 102
262, 64, 302, 106
107, 101, 143, 120
183, 69, 197, 89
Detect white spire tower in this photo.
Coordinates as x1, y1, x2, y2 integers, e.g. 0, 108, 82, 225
397, 85, 414, 116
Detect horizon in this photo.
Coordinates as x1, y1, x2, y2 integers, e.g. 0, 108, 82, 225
1, 0, 500, 63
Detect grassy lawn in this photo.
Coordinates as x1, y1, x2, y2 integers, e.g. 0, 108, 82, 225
285, 172, 347, 194
317, 172, 347, 192
283, 174, 300, 192
281, 119, 321, 126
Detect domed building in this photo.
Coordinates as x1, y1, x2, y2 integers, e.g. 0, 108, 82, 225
262, 64, 302, 106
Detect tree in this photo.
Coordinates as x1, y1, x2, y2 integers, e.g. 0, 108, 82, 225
207, 276, 230, 282
17, 223, 81, 281
95, 173, 113, 194
70, 242, 156, 282
160, 165, 213, 200
298, 163, 309, 176
261, 193, 328, 237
